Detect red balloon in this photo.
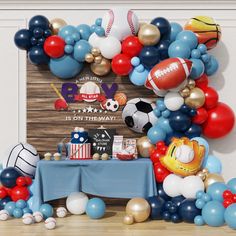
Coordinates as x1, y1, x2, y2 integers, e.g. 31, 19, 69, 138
11, 186, 30, 202
153, 162, 171, 183
121, 36, 143, 57
16, 176, 27, 187
4, 187, 12, 196
192, 107, 208, 124
223, 199, 233, 208
150, 150, 162, 164
195, 73, 209, 89
24, 176, 33, 186
202, 87, 219, 109
203, 102, 235, 138
0, 187, 8, 199
44, 35, 65, 58
111, 54, 132, 76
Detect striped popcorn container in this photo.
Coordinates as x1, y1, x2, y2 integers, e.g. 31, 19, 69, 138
69, 143, 91, 160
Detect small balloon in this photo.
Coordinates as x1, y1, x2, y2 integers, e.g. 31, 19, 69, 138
90, 58, 111, 76
136, 136, 155, 158
185, 88, 205, 109
123, 214, 134, 225
85, 53, 94, 63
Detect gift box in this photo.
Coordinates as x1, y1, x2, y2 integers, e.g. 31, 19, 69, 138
69, 143, 91, 160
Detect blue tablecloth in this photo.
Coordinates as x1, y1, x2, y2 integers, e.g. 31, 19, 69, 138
32, 158, 157, 211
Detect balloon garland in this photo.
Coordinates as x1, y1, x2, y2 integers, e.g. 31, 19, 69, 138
14, 9, 236, 230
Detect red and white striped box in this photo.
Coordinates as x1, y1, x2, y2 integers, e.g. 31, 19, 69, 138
69, 143, 91, 160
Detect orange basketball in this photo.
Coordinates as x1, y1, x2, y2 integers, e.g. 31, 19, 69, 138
114, 92, 127, 106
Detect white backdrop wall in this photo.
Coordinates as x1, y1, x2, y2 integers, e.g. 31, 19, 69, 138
0, 0, 235, 181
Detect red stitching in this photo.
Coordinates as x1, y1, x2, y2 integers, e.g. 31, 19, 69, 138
127, 10, 136, 35
106, 9, 114, 35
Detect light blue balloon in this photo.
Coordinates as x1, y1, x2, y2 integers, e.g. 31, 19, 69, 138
72, 33, 80, 42
227, 178, 236, 194
191, 49, 201, 59
39, 203, 54, 219
64, 45, 74, 54
197, 44, 207, 54
16, 200, 27, 209
95, 18, 102, 26
202, 201, 225, 227
23, 207, 33, 214
190, 58, 205, 79
153, 108, 161, 117
176, 30, 198, 50
194, 215, 205, 226
156, 99, 166, 111
196, 190, 205, 199
77, 24, 92, 40
162, 109, 171, 118
13, 208, 23, 218
29, 180, 35, 196
73, 40, 91, 62
158, 117, 173, 134
191, 137, 209, 158
129, 65, 149, 86
49, 55, 83, 79
201, 193, 212, 202
147, 125, 166, 144
90, 24, 97, 33
59, 25, 78, 40
205, 56, 219, 76
4, 202, 16, 216
65, 36, 75, 45
131, 57, 140, 67
203, 155, 222, 174
86, 198, 106, 219
207, 182, 228, 202
27, 196, 34, 211
95, 26, 105, 37
168, 40, 191, 58
196, 199, 205, 209
170, 22, 183, 42
201, 54, 210, 64
224, 203, 236, 229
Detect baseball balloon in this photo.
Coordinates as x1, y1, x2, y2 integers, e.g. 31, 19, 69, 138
88, 33, 104, 48
33, 211, 43, 223
56, 207, 67, 218
45, 217, 56, 230
175, 145, 194, 163
0, 210, 9, 221
22, 213, 34, 225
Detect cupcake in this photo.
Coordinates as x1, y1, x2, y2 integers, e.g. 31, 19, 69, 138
101, 153, 109, 161
44, 152, 52, 161
53, 152, 61, 161
92, 153, 100, 160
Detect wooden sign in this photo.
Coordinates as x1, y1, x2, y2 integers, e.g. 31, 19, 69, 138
27, 62, 155, 155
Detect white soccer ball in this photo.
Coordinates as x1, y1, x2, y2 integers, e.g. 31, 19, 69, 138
122, 98, 158, 133
0, 210, 9, 221
22, 213, 34, 225
102, 8, 139, 41
56, 207, 67, 218
105, 99, 119, 112
66, 192, 88, 215
45, 217, 56, 230
33, 211, 43, 223
2, 143, 40, 178
175, 145, 194, 163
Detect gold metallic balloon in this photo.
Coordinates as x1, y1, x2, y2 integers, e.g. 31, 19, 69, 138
187, 79, 196, 89
180, 87, 190, 98
202, 168, 209, 174
91, 47, 101, 57
90, 58, 111, 76
185, 87, 205, 109
204, 173, 224, 190
196, 171, 207, 181
138, 24, 161, 46
94, 55, 103, 64
123, 214, 134, 225
50, 18, 67, 35
126, 198, 150, 223
85, 53, 94, 63
137, 136, 155, 158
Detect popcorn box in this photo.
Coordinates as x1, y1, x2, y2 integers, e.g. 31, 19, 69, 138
69, 143, 91, 160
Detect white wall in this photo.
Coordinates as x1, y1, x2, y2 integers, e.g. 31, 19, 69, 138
0, 0, 236, 181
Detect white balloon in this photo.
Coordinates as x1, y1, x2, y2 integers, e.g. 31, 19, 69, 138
100, 36, 121, 59
175, 145, 194, 163
163, 174, 182, 197
88, 33, 104, 48
169, 79, 188, 92
66, 192, 88, 215
164, 92, 184, 111
181, 176, 204, 199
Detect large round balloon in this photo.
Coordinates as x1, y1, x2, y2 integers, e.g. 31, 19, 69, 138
66, 192, 88, 215
150, 17, 171, 40
29, 15, 50, 31
202, 102, 235, 138
111, 53, 132, 76
139, 46, 160, 69
86, 198, 106, 219
14, 29, 32, 50
122, 36, 143, 57
0, 167, 22, 188
147, 196, 165, 220
169, 111, 192, 132
44, 35, 65, 58
49, 55, 83, 79
28, 46, 50, 65
73, 40, 92, 62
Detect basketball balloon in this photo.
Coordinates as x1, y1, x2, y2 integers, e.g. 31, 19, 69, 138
184, 16, 221, 50
114, 92, 127, 106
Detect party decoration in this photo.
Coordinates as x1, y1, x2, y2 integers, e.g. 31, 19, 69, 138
168, 40, 191, 58
0, 167, 22, 188
153, 162, 170, 183
204, 173, 225, 189
45, 217, 57, 230
201, 86, 219, 109
50, 18, 67, 35
111, 53, 132, 76
207, 182, 228, 202
28, 46, 50, 65
170, 22, 183, 42
86, 198, 106, 219
39, 204, 54, 219
203, 155, 222, 174
150, 17, 171, 40
176, 30, 198, 50
22, 213, 34, 225
123, 214, 134, 225
139, 46, 160, 69
121, 36, 143, 57
224, 204, 236, 229
126, 198, 150, 223
136, 136, 155, 158
33, 211, 43, 223
100, 36, 121, 59
164, 92, 184, 111
44, 35, 65, 58
91, 58, 111, 76
227, 178, 236, 194
14, 29, 32, 50
66, 192, 88, 215
77, 24, 92, 40
185, 87, 205, 109
147, 196, 165, 220
138, 24, 161, 46
163, 174, 182, 197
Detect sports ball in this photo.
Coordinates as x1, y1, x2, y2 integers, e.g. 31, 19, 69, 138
33, 211, 43, 223
105, 99, 119, 112
175, 145, 194, 163
56, 207, 67, 218
102, 8, 139, 41
2, 143, 40, 178
0, 210, 9, 221
22, 213, 34, 225
184, 16, 221, 50
45, 217, 56, 230
80, 81, 100, 103
145, 58, 192, 91
122, 98, 158, 133
114, 92, 127, 106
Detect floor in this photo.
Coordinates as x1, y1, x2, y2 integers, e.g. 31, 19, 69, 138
0, 206, 234, 236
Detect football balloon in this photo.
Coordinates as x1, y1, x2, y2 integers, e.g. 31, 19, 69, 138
145, 58, 192, 91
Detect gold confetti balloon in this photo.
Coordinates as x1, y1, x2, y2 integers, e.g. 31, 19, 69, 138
50, 18, 67, 35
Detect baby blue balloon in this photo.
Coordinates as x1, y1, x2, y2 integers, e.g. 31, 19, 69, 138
73, 40, 91, 62
86, 198, 106, 219
190, 58, 205, 79
191, 137, 209, 158
203, 155, 222, 174
170, 22, 183, 42
202, 201, 225, 227
194, 215, 205, 226
147, 125, 166, 144
176, 30, 198, 50
49, 55, 83, 79
207, 182, 228, 202
158, 117, 173, 134
227, 178, 236, 194
59, 25, 78, 40
129, 65, 149, 86
168, 40, 191, 58
224, 203, 236, 229
205, 56, 219, 76
77, 24, 92, 40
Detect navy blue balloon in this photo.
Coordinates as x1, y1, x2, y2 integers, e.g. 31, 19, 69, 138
164, 201, 172, 210
147, 196, 165, 220
185, 124, 202, 139
28, 46, 49, 65
171, 196, 185, 206
139, 46, 160, 69
151, 17, 171, 40
14, 29, 32, 50
33, 27, 44, 39
156, 40, 170, 60
44, 29, 52, 38
0, 197, 12, 210
162, 211, 171, 221
178, 199, 201, 223
29, 15, 50, 31
0, 167, 22, 188
30, 37, 37, 46
169, 111, 192, 132
37, 37, 45, 46
157, 183, 171, 201
171, 213, 182, 223
165, 131, 184, 145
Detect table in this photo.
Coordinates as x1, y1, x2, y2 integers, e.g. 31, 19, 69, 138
31, 158, 157, 211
